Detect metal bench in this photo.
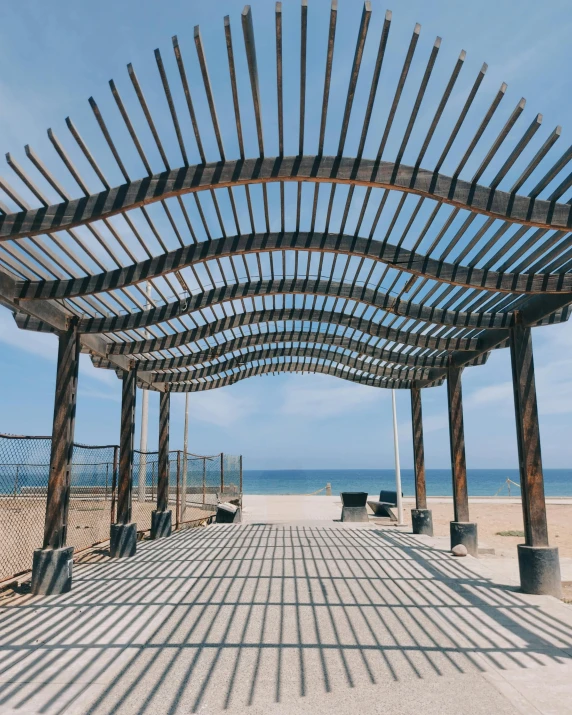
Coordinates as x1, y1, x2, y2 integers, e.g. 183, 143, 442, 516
367, 490, 398, 520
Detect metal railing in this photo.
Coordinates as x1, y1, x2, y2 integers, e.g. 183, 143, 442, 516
0, 434, 242, 584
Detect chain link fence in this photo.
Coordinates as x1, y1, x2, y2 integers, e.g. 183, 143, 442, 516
0, 434, 242, 584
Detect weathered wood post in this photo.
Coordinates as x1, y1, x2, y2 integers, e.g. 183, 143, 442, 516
410, 388, 433, 536
446, 364, 478, 556
151, 388, 172, 538
110, 365, 138, 558
31, 321, 80, 595
510, 313, 561, 596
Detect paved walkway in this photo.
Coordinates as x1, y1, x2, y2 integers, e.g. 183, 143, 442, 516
1, 524, 572, 713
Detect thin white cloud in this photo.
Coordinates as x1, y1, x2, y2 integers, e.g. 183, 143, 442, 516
280, 374, 383, 418
0, 309, 56, 360
467, 358, 572, 416
184, 388, 258, 428
0, 308, 121, 391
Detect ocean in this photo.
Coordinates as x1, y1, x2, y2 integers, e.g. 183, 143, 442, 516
242, 468, 572, 497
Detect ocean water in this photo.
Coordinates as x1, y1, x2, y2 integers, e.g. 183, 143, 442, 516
243, 468, 572, 497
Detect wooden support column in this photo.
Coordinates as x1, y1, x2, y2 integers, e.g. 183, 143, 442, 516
151, 388, 172, 538
510, 314, 548, 546
446, 365, 477, 555
117, 365, 137, 526
110, 365, 138, 557
157, 390, 170, 512
447, 365, 469, 522
411, 388, 427, 510
410, 388, 433, 536
32, 322, 80, 594
43, 322, 80, 550
510, 312, 561, 596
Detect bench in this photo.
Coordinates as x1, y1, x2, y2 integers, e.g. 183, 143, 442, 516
367, 490, 398, 520
216, 502, 242, 524
340, 492, 369, 522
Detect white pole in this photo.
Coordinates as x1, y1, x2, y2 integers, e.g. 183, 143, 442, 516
392, 389, 404, 525
138, 282, 152, 502
181, 392, 189, 521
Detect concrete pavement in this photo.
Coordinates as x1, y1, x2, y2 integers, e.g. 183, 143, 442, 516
0, 520, 571, 713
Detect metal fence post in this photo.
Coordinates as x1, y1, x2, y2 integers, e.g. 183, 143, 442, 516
13, 465, 19, 498
110, 446, 119, 525
202, 458, 206, 504
220, 453, 224, 494
176, 451, 181, 530
239, 455, 243, 507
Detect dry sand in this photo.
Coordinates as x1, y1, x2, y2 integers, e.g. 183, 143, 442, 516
242, 494, 572, 558
412, 498, 572, 558
0, 496, 214, 584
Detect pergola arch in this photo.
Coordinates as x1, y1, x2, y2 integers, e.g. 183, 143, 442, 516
14, 231, 572, 302
1, 0, 565, 596
74, 278, 516, 334
143, 357, 445, 394
118, 330, 458, 372
144, 346, 439, 384
2, 157, 572, 242
104, 307, 481, 356
1, 0, 572, 388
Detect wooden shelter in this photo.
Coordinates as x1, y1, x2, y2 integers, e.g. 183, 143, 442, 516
0, 2, 566, 596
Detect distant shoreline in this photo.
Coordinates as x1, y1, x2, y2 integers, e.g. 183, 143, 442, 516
244, 493, 572, 503
242, 468, 572, 497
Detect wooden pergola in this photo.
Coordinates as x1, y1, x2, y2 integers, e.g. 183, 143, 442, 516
0, 2, 566, 596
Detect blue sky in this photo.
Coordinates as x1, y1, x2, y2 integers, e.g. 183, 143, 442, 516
1, 0, 571, 470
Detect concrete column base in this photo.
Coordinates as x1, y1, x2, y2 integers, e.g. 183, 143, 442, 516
110, 523, 137, 558
450, 521, 478, 557
31, 546, 74, 595
150, 510, 172, 539
518, 544, 562, 598
412, 509, 433, 536
341, 506, 369, 522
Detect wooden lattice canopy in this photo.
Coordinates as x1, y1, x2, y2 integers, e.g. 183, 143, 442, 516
1, 2, 571, 392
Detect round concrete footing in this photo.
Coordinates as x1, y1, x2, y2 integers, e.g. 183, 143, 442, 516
450, 521, 478, 557
110, 522, 137, 558
411, 509, 433, 536
518, 544, 562, 598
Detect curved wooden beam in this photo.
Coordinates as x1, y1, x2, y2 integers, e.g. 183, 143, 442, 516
77, 277, 516, 334
147, 359, 446, 393
106, 306, 480, 356
2, 156, 572, 242
131, 330, 453, 371
150, 359, 416, 392
15, 232, 572, 300
148, 346, 439, 383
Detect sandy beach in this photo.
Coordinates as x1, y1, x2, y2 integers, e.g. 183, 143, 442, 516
242, 494, 572, 558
